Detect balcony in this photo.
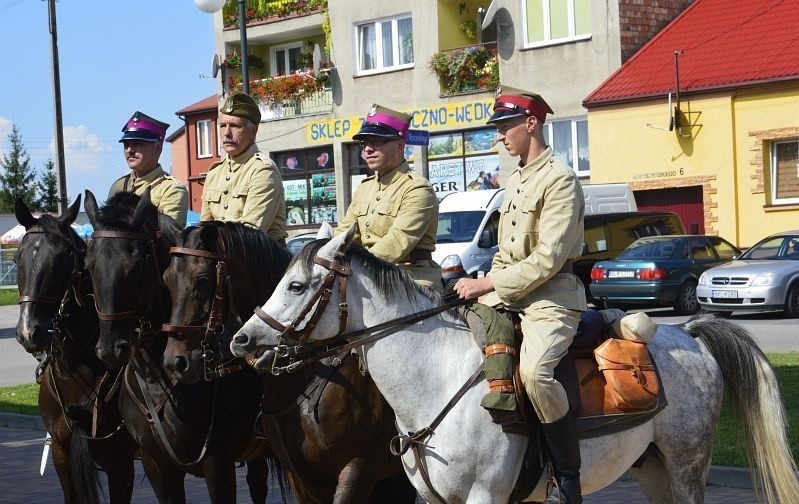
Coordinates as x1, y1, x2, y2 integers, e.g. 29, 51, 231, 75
428, 42, 499, 97
228, 70, 333, 120
222, 0, 327, 29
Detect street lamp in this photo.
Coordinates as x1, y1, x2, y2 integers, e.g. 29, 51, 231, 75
195, 0, 250, 94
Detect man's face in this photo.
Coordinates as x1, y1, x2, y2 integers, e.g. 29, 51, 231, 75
122, 140, 161, 175
494, 116, 532, 158
359, 137, 404, 176
219, 113, 257, 158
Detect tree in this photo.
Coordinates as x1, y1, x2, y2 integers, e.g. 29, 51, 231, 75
0, 123, 38, 212
36, 159, 59, 212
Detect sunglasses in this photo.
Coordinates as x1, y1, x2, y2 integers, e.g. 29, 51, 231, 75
359, 138, 397, 149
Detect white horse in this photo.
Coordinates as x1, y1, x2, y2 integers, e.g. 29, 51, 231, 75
231, 226, 799, 503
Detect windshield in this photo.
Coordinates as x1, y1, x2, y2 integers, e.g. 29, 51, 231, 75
436, 211, 485, 243
618, 238, 682, 260
740, 235, 799, 260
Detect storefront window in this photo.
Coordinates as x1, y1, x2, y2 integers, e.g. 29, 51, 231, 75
272, 146, 336, 227
344, 143, 415, 201
428, 128, 499, 199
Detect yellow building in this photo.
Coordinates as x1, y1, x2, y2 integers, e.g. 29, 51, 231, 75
584, 0, 799, 248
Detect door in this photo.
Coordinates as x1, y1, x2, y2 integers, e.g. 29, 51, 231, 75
634, 186, 704, 234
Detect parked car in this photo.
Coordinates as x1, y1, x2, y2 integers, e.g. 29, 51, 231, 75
286, 232, 317, 256
590, 235, 740, 315
697, 230, 799, 317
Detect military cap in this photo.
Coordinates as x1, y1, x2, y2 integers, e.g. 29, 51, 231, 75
220, 92, 261, 124
119, 111, 169, 142
486, 85, 554, 125
353, 104, 412, 140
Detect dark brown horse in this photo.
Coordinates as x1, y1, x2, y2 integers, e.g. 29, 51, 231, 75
162, 223, 415, 503
84, 189, 274, 503
14, 196, 137, 504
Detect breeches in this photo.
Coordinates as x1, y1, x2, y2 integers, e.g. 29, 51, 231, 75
518, 306, 581, 423
400, 259, 443, 294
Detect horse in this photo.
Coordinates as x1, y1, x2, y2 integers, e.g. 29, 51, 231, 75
163, 221, 417, 503
231, 226, 799, 504
84, 189, 272, 504
14, 196, 137, 504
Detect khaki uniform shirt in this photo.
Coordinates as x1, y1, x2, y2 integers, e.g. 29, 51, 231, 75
108, 165, 188, 227
201, 144, 287, 242
336, 161, 442, 290
482, 147, 587, 312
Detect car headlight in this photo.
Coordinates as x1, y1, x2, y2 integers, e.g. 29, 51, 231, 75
440, 254, 464, 273
751, 272, 774, 286
698, 272, 709, 285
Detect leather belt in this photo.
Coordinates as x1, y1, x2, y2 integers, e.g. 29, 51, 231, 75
401, 249, 433, 263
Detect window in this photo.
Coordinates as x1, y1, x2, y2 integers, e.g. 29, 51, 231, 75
272, 147, 336, 227
543, 118, 590, 175
523, 0, 591, 47
344, 142, 415, 203
427, 128, 500, 199
356, 15, 413, 74
270, 42, 304, 76
771, 139, 799, 204
196, 119, 213, 159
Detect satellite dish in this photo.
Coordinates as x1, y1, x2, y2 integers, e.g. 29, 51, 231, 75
481, 0, 498, 30
312, 44, 322, 77
212, 54, 221, 78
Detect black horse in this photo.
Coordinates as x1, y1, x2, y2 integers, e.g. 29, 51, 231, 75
163, 223, 416, 503
14, 196, 137, 503
84, 189, 274, 503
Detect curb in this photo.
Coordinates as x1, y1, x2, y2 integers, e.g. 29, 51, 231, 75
0, 412, 756, 490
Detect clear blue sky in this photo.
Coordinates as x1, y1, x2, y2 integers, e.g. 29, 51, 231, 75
0, 0, 218, 207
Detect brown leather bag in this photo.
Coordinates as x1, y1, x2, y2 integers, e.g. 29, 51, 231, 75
594, 338, 659, 411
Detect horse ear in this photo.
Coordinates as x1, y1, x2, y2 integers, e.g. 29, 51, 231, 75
132, 187, 158, 230
59, 195, 82, 226
316, 221, 334, 239
14, 198, 37, 229
84, 190, 99, 227
320, 223, 357, 259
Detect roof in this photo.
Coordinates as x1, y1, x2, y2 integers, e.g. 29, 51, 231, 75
165, 124, 185, 143
585, 0, 799, 106
175, 94, 219, 115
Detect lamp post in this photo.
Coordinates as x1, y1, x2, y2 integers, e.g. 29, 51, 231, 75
195, 0, 249, 94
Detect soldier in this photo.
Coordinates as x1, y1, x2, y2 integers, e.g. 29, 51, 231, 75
336, 104, 442, 293
453, 86, 587, 504
201, 92, 287, 245
110, 111, 188, 226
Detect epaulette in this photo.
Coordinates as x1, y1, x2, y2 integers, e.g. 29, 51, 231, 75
207, 160, 224, 171
252, 152, 275, 167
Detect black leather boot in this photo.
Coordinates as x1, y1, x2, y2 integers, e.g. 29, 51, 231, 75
542, 409, 582, 504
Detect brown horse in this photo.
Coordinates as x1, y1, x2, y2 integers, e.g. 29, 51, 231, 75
14, 196, 137, 503
162, 222, 416, 503
84, 190, 275, 503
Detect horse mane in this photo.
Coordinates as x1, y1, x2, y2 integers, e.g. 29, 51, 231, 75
294, 239, 441, 306
32, 213, 85, 252
95, 191, 182, 245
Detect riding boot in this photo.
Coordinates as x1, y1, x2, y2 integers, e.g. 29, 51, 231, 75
542, 409, 582, 504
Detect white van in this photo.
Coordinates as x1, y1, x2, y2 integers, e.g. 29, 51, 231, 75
433, 184, 637, 282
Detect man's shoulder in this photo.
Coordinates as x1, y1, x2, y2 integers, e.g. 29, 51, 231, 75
110, 173, 131, 187
207, 160, 224, 172
250, 152, 276, 169
158, 173, 188, 191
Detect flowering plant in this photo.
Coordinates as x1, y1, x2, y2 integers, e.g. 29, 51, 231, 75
428, 44, 499, 95
223, 0, 327, 28
222, 52, 242, 70
230, 71, 326, 108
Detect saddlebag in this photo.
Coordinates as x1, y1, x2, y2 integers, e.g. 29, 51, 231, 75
593, 338, 659, 411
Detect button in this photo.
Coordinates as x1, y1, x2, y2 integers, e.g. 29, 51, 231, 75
225, 176, 230, 181
223, 190, 228, 195
223, 204, 228, 209
517, 189, 520, 194
511, 236, 515, 242
365, 235, 371, 240
365, 222, 370, 227
221, 217, 226, 221
512, 220, 516, 226
512, 204, 516, 210
372, 210, 376, 214
376, 196, 381, 201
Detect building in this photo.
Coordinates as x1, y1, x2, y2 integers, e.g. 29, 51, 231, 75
584, 0, 799, 247
191, 0, 691, 235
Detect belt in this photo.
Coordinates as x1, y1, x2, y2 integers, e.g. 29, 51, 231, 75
559, 260, 574, 274
401, 249, 433, 263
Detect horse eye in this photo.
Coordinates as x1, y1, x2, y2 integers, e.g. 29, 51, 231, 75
288, 281, 305, 293
196, 276, 210, 287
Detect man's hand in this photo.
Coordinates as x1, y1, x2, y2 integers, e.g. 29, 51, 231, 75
453, 276, 494, 300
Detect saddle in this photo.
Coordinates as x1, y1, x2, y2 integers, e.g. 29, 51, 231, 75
461, 305, 666, 438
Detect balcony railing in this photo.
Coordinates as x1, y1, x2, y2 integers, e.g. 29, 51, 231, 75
428, 42, 499, 97
223, 0, 327, 29
258, 88, 332, 120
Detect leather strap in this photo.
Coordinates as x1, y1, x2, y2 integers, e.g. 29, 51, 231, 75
488, 379, 515, 394
485, 343, 515, 357
400, 249, 433, 263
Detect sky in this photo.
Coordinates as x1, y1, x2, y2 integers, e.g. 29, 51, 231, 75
0, 0, 219, 208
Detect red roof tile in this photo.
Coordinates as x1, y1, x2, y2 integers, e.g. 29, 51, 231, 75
585, 0, 799, 106
176, 94, 219, 115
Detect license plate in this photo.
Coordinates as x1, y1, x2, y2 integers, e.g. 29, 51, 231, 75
608, 270, 635, 278
712, 290, 738, 299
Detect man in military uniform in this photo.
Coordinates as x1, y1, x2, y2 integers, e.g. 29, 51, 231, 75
336, 104, 442, 293
201, 92, 287, 245
453, 87, 587, 504
110, 111, 189, 226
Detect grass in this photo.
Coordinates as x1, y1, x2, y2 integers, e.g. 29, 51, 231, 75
0, 352, 796, 468
0, 288, 18, 306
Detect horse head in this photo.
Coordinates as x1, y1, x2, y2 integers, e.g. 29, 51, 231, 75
85, 188, 179, 367
163, 221, 291, 383
15, 196, 86, 356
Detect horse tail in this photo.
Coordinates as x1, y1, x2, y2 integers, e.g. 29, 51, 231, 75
684, 315, 799, 504
68, 424, 101, 504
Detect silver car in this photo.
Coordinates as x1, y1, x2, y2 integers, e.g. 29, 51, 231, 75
697, 230, 799, 317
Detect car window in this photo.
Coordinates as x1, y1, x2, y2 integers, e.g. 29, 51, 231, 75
710, 237, 740, 260
618, 238, 681, 259
689, 237, 713, 259
743, 236, 790, 259
436, 211, 485, 243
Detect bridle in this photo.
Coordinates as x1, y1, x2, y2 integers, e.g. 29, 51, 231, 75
161, 228, 248, 380
90, 229, 164, 342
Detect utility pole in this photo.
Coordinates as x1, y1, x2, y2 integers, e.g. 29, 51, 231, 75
47, 0, 68, 213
